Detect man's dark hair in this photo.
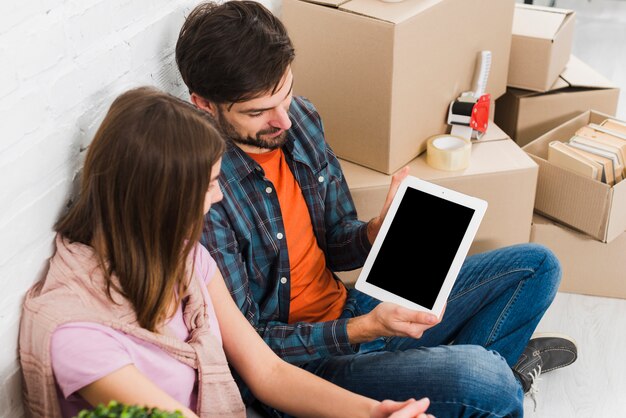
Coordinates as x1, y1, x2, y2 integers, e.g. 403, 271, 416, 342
175, 1, 295, 104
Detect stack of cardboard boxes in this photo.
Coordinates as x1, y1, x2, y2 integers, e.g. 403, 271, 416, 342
281, 0, 624, 298
495, 4, 620, 147
497, 4, 625, 299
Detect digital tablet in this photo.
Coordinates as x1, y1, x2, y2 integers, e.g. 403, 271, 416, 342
354, 175, 487, 317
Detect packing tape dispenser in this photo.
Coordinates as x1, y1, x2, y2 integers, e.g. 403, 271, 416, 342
447, 50, 492, 141
427, 50, 492, 171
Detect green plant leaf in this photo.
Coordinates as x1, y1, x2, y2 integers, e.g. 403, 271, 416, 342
73, 401, 184, 418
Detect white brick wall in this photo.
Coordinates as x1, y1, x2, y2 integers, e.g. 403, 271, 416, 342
0, 1, 279, 416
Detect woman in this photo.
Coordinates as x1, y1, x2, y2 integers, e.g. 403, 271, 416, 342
19, 87, 432, 418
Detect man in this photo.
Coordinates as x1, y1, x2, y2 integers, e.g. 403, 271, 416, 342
175, 2, 577, 416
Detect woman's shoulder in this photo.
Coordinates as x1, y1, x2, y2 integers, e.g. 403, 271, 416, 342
192, 243, 217, 285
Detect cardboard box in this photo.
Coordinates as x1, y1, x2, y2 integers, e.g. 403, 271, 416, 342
523, 110, 626, 243
282, 0, 515, 174
507, 4, 575, 92
495, 55, 620, 147
336, 122, 538, 285
531, 214, 626, 299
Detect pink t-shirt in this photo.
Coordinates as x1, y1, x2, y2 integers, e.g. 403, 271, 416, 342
50, 245, 222, 418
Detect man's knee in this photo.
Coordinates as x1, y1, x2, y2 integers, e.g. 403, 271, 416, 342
524, 243, 562, 297
529, 243, 560, 272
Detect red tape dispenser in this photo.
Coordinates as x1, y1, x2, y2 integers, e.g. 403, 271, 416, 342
447, 50, 492, 140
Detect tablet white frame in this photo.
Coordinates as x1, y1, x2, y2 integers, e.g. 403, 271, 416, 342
354, 175, 488, 317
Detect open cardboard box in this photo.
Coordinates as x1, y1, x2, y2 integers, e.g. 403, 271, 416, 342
282, 0, 515, 174
507, 3, 575, 92
496, 55, 620, 147
336, 122, 538, 285
531, 214, 626, 299
523, 110, 626, 243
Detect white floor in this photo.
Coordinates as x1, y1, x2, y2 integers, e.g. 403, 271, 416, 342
524, 293, 626, 416
520, 1, 626, 416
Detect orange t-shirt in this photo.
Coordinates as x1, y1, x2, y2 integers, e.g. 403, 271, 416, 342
248, 149, 347, 323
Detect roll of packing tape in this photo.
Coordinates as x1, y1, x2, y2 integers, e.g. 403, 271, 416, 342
426, 135, 471, 171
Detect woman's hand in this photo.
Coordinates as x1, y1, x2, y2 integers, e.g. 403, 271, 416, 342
371, 398, 434, 418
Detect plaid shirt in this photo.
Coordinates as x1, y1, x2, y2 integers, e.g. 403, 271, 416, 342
201, 96, 372, 366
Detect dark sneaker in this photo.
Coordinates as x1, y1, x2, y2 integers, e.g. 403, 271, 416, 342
512, 333, 578, 408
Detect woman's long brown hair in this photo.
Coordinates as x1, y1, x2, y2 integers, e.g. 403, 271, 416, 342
55, 86, 225, 331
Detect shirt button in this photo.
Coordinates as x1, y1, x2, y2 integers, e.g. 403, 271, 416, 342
318, 176, 324, 183
255, 165, 262, 171
276, 232, 284, 240
280, 277, 288, 284
265, 187, 272, 194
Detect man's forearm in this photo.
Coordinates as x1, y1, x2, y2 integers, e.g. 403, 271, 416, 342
346, 314, 377, 345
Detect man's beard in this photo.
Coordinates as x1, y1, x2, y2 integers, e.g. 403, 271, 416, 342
215, 107, 288, 151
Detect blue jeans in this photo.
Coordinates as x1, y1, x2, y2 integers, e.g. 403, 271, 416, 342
272, 243, 561, 418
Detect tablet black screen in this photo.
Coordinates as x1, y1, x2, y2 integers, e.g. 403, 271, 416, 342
364, 187, 476, 309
